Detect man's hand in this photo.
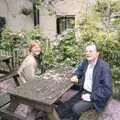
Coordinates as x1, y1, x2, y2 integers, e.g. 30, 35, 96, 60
81, 94, 91, 101
70, 75, 79, 83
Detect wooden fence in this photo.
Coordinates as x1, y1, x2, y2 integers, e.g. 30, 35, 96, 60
0, 49, 29, 72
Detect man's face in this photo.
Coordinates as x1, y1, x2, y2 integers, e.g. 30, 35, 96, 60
85, 45, 99, 62
31, 43, 42, 56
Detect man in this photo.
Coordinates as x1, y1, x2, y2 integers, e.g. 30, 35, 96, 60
70, 42, 112, 120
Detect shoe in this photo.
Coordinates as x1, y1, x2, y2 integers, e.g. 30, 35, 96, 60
61, 118, 70, 120
62, 117, 74, 120
62, 118, 72, 120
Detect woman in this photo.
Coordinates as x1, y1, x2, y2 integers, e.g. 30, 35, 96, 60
18, 40, 45, 85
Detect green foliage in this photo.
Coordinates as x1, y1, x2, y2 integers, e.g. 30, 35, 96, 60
0, 28, 28, 69
44, 47, 54, 68
33, 0, 56, 15
93, 0, 120, 33
0, 26, 43, 51
54, 31, 84, 68
94, 0, 109, 17
94, 0, 120, 17
0, 27, 55, 70
0, 28, 12, 49
112, 65, 120, 99
34, 0, 45, 7
0, 28, 27, 51
27, 26, 42, 43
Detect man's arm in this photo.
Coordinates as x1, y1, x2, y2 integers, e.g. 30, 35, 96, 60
22, 62, 41, 82
71, 62, 84, 83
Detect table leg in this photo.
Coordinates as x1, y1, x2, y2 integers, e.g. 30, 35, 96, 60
48, 108, 60, 120
26, 107, 39, 120
7, 101, 19, 113
5, 59, 12, 71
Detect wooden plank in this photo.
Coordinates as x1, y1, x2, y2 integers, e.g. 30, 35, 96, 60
0, 93, 10, 108
0, 55, 12, 72
79, 109, 102, 120
0, 98, 25, 120
48, 108, 60, 120
8, 95, 53, 113
0, 107, 26, 120
0, 71, 19, 84
0, 70, 9, 74
0, 55, 12, 61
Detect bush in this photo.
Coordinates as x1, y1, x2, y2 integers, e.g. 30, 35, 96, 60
0, 27, 54, 70
53, 31, 84, 68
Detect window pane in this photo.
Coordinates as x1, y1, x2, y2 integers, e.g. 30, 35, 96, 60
57, 16, 75, 34
0, 17, 6, 41
66, 17, 75, 29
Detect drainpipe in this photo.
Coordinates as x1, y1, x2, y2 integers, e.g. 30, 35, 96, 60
33, 3, 40, 26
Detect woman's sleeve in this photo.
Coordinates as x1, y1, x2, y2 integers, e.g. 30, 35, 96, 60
22, 63, 39, 81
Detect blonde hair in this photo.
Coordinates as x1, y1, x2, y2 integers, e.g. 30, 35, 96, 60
28, 40, 41, 52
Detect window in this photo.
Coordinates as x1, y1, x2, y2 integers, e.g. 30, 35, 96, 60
57, 16, 75, 34
0, 17, 6, 40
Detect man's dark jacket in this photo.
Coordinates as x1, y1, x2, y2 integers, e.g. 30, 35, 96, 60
75, 58, 112, 112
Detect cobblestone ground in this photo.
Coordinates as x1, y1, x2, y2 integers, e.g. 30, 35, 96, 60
0, 75, 30, 119
0, 76, 16, 93
79, 99, 120, 120
103, 99, 120, 120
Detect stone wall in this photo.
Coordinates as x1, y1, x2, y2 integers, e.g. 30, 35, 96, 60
0, 0, 34, 32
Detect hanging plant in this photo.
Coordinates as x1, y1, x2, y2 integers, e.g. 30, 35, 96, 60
21, 7, 32, 16
34, 0, 44, 7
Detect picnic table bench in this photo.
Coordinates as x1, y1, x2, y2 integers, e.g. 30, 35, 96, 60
0, 71, 19, 86
0, 68, 74, 120
0, 93, 10, 108
0, 71, 20, 118
0, 55, 12, 74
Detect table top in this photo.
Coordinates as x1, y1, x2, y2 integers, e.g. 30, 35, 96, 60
0, 55, 12, 61
9, 68, 74, 105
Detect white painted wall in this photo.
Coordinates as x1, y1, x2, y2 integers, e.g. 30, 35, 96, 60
0, 0, 34, 32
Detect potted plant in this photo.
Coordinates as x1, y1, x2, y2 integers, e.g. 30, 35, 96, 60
21, 7, 32, 16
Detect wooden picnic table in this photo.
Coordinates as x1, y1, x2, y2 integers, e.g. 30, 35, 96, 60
1, 68, 74, 120
0, 55, 12, 73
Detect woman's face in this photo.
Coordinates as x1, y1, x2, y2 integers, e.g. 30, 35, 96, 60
31, 43, 42, 56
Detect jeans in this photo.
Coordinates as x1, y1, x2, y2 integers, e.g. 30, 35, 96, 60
56, 88, 95, 120
56, 91, 81, 119
72, 100, 94, 115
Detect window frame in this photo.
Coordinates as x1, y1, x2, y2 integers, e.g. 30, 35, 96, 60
56, 15, 75, 34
